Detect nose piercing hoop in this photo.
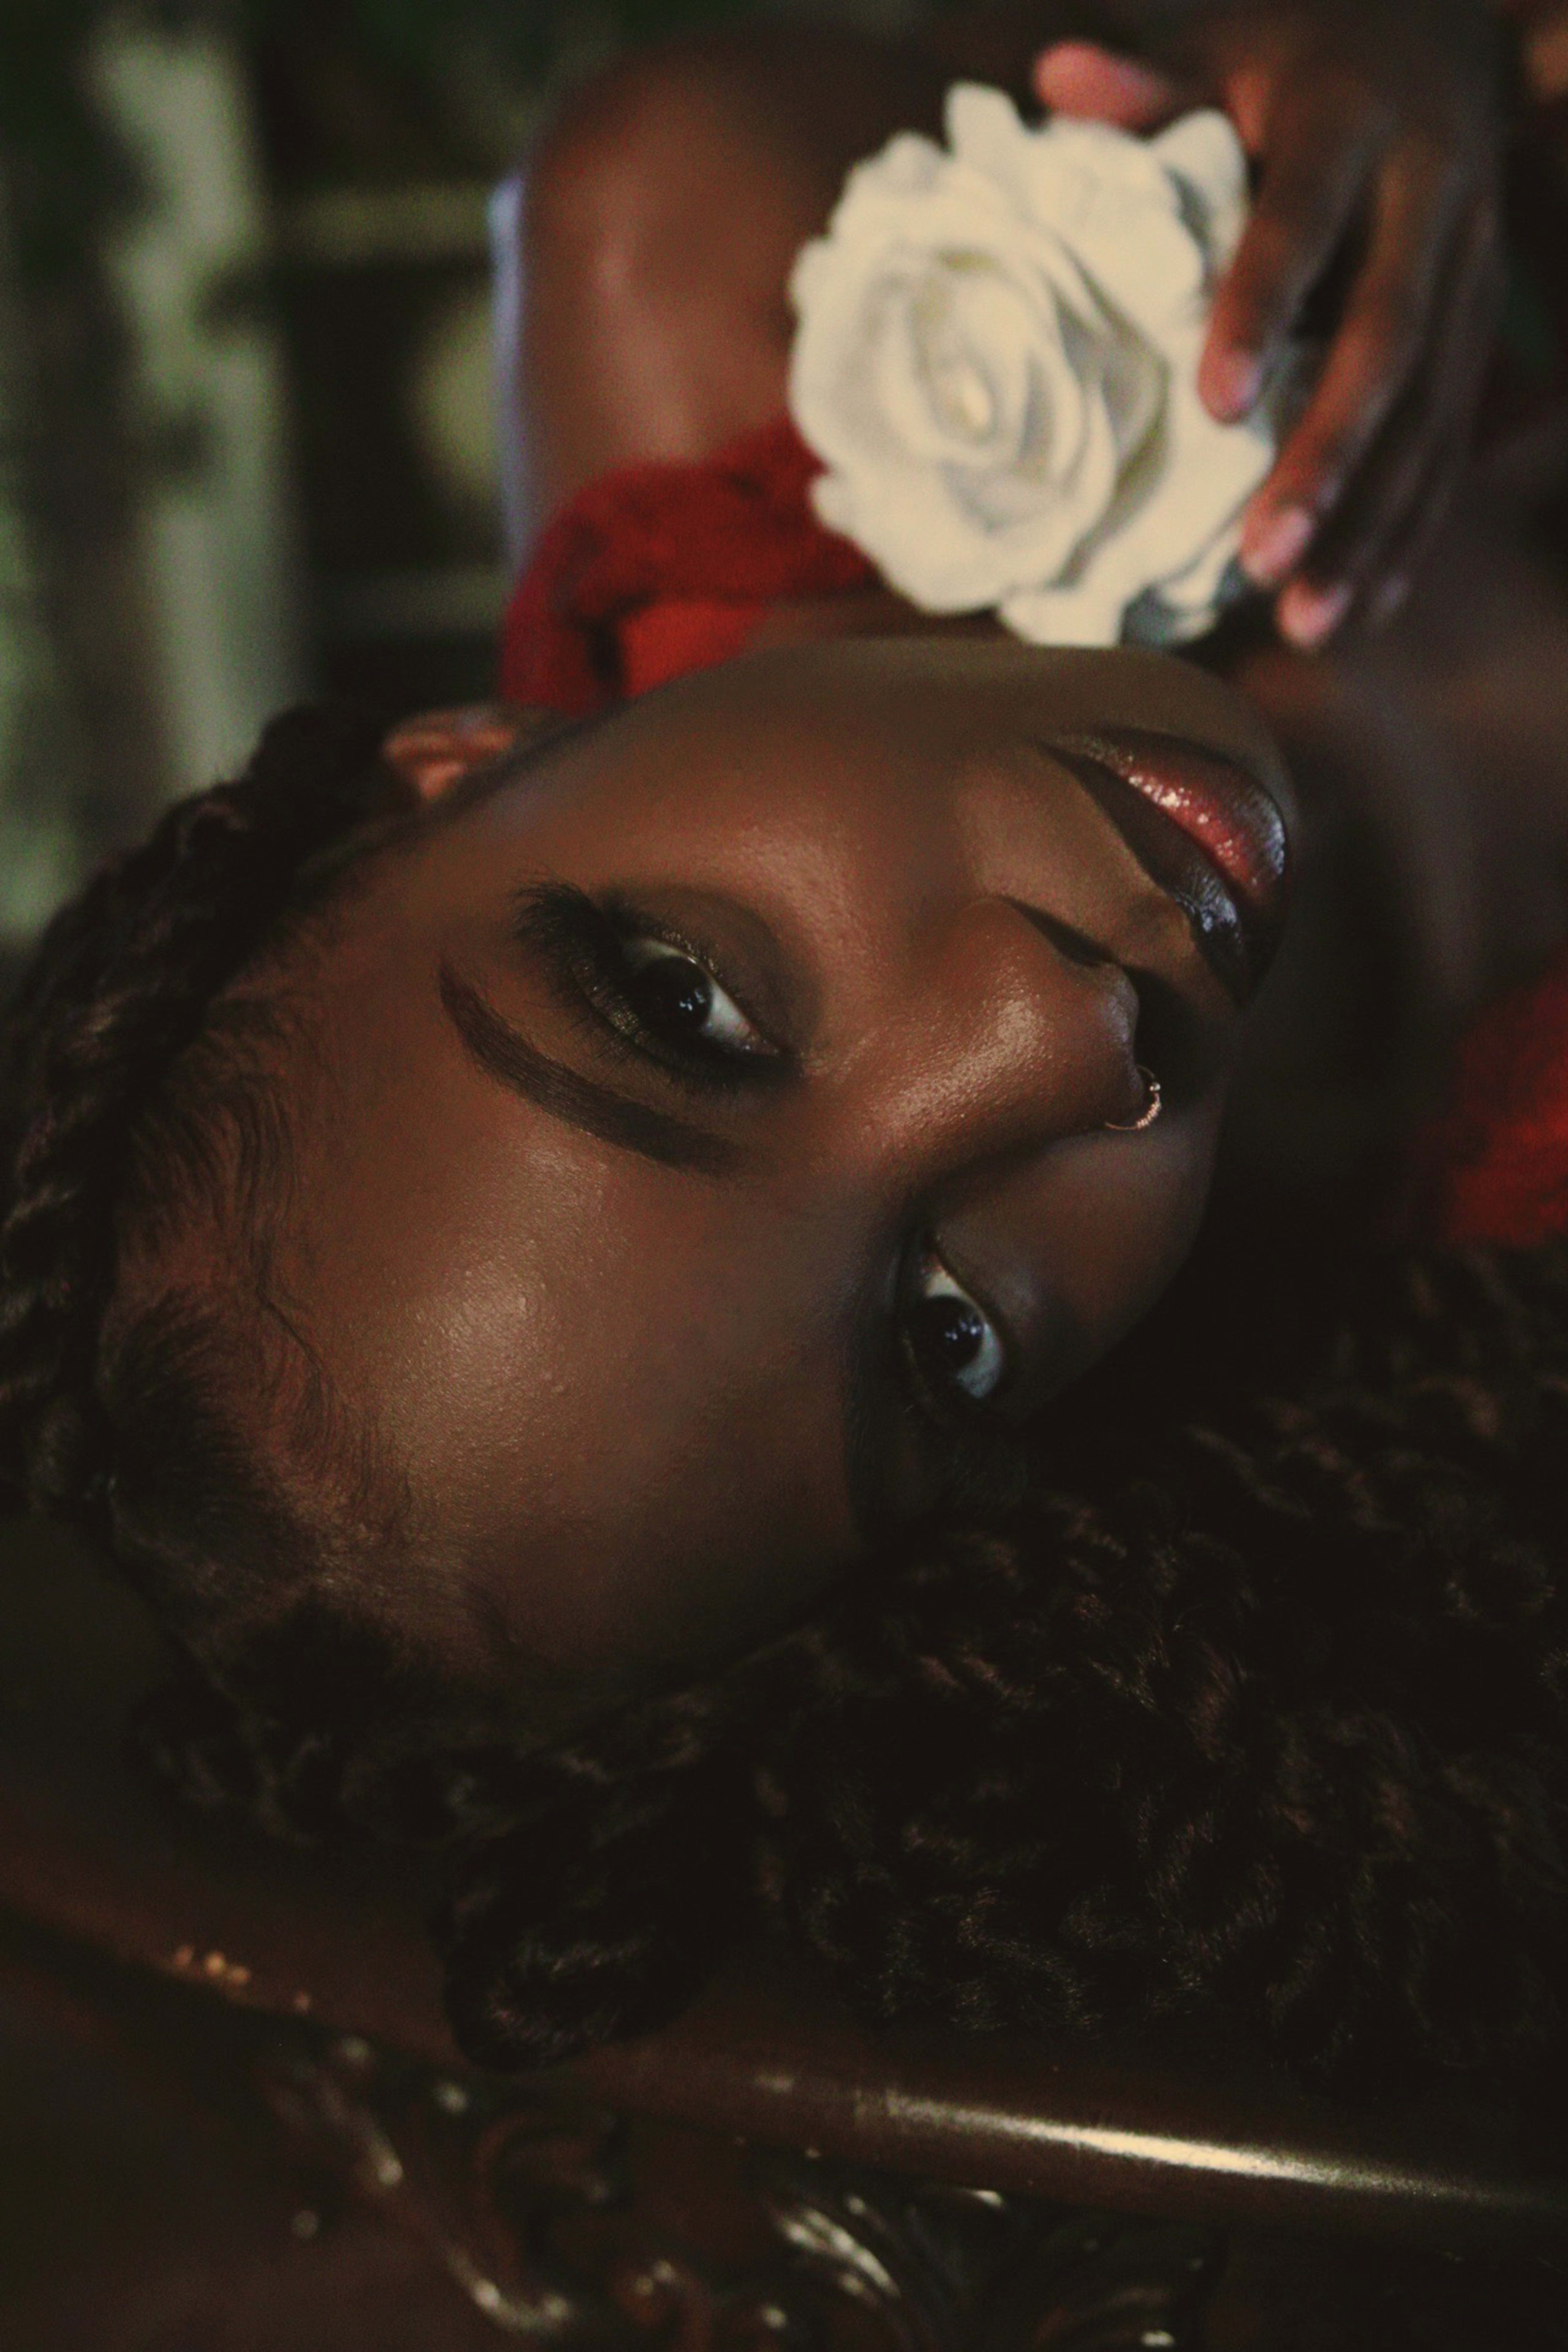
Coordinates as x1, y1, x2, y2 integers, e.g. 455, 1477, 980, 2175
1105, 1066, 1163, 1134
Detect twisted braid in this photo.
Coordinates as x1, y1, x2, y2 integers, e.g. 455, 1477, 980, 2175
0, 704, 407, 1523
130, 1599, 767, 2067
746, 1245, 1568, 2096
434, 1684, 760, 2069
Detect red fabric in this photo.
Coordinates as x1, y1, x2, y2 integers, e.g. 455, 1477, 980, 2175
1411, 951, 1568, 1247
499, 415, 875, 716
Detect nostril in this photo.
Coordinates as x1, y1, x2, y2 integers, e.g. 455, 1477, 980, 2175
1005, 896, 1141, 1073
1006, 898, 1116, 974
1007, 899, 1138, 1033
951, 895, 1143, 1145
1126, 966, 1225, 1108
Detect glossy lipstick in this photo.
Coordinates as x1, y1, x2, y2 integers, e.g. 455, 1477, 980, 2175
1047, 728, 1290, 1004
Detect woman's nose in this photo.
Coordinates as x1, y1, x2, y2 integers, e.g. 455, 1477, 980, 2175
855, 893, 1144, 1182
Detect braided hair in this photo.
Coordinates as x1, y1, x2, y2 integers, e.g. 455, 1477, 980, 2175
0, 703, 408, 1524
4, 706, 1568, 2099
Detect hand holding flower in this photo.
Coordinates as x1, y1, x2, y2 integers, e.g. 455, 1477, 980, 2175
1036, 0, 1508, 648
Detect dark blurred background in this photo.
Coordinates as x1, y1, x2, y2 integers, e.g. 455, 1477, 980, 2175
0, 0, 928, 978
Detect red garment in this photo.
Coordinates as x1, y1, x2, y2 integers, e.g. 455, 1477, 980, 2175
1410, 956, 1568, 1248
499, 416, 875, 715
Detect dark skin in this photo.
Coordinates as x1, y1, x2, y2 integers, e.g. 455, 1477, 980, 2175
508, 0, 1515, 650
145, 643, 1289, 1722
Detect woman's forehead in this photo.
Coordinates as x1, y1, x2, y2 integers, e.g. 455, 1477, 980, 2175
541, 639, 1286, 783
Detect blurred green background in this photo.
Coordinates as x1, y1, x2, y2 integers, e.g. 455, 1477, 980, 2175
0, 0, 921, 969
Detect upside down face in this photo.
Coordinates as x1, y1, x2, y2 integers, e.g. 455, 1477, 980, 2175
197, 639, 1294, 1721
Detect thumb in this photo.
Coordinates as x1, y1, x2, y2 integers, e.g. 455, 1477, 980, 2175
1033, 40, 1188, 132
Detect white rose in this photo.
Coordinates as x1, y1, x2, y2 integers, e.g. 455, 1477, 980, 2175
788, 86, 1285, 648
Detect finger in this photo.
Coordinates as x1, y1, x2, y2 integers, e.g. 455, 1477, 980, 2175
1033, 41, 1187, 131
1273, 205, 1503, 646
1279, 430, 1464, 647
1363, 452, 1462, 632
1200, 76, 1385, 424
1358, 421, 1472, 632
1239, 132, 1469, 589
1338, 207, 1502, 607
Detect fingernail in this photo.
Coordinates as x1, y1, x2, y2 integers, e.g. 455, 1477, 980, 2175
1371, 574, 1410, 630
1241, 504, 1315, 590
1278, 579, 1352, 651
1202, 347, 1262, 422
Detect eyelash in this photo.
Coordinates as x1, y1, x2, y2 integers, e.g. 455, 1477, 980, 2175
512, 882, 787, 1097
894, 1296, 1031, 1513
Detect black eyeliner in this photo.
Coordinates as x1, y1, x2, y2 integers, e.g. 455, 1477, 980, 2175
511, 882, 791, 1099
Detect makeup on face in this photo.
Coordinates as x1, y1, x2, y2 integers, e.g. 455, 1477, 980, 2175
276, 638, 1294, 1706
1040, 729, 1290, 1008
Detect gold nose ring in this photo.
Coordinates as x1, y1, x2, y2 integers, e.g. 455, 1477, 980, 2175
1105, 1066, 1163, 1133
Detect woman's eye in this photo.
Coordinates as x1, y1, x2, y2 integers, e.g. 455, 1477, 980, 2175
620, 936, 767, 1056
905, 1249, 1007, 1404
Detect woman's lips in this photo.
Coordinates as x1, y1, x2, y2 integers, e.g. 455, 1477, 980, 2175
1071, 728, 1290, 917
1047, 728, 1290, 1004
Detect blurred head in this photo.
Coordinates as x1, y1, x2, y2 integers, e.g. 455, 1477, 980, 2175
29, 636, 1292, 1737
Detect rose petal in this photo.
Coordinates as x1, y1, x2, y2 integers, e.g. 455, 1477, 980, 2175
1022, 114, 1178, 221
1150, 533, 1245, 633
1030, 150, 1205, 335
944, 82, 1036, 177
854, 129, 947, 203
805, 344, 1122, 612
797, 242, 1070, 470
980, 102, 1211, 344
1150, 110, 1250, 275
793, 234, 1127, 601
1000, 573, 1131, 648
1137, 364, 1274, 579
911, 262, 1044, 460
1054, 354, 1272, 634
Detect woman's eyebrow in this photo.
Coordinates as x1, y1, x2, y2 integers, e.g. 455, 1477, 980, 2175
438, 962, 742, 1177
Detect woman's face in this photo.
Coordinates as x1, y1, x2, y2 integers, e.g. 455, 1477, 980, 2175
268, 639, 1291, 1713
